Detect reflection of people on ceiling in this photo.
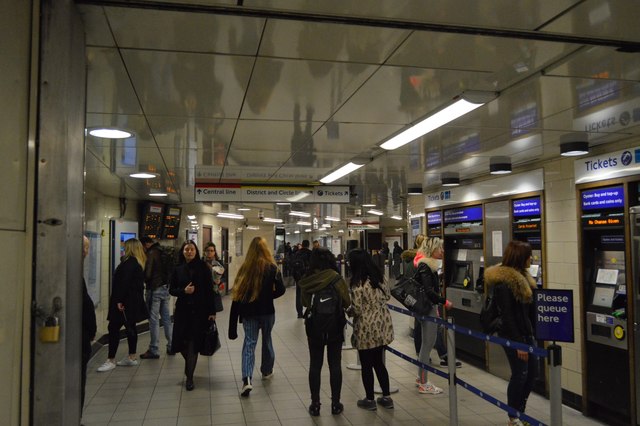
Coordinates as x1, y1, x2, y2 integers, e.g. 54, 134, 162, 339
298, 22, 345, 79
291, 103, 316, 167
229, 24, 283, 115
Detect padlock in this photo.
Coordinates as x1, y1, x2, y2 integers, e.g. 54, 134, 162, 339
40, 316, 60, 343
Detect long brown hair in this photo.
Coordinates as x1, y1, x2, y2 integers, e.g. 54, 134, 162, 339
232, 237, 276, 303
501, 240, 532, 273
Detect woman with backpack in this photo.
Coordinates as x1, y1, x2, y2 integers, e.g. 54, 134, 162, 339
484, 240, 537, 426
298, 248, 351, 417
228, 236, 286, 397
347, 248, 394, 411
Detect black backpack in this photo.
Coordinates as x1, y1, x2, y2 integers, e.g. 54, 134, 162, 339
305, 275, 345, 341
480, 287, 502, 334
291, 250, 311, 281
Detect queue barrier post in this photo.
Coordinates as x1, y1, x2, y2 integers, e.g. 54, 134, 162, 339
446, 317, 458, 426
548, 343, 563, 426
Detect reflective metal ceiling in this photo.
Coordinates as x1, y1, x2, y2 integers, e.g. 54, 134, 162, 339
79, 0, 640, 226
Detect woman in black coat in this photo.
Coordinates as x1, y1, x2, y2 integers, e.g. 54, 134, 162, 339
170, 240, 222, 391
484, 240, 537, 426
96, 238, 148, 372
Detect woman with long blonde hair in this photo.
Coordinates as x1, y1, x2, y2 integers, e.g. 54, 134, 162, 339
97, 238, 148, 372
229, 236, 285, 397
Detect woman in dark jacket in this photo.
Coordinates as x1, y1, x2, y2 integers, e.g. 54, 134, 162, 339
170, 240, 222, 391
484, 240, 537, 426
229, 236, 285, 397
97, 238, 148, 372
298, 248, 350, 416
413, 237, 452, 394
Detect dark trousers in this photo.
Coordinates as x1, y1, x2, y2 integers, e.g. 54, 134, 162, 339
358, 346, 390, 400
182, 340, 199, 381
295, 283, 303, 316
107, 313, 138, 358
503, 337, 538, 414
81, 340, 91, 413
308, 338, 342, 404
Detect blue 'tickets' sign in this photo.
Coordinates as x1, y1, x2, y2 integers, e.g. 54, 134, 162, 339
534, 289, 574, 342
443, 206, 483, 224
581, 186, 624, 211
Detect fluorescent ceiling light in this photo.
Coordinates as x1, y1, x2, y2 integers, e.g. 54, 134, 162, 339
367, 209, 384, 216
362, 203, 376, 207
286, 232, 291, 235
263, 217, 283, 223
350, 219, 363, 224
391, 215, 403, 220
247, 225, 260, 230
276, 202, 291, 206
289, 211, 311, 218
338, 229, 344, 233
130, 172, 157, 179
187, 215, 196, 220
190, 220, 198, 224
324, 216, 341, 222
149, 192, 167, 197
237, 207, 251, 211
88, 127, 132, 139
294, 230, 300, 234
217, 212, 245, 219
320, 162, 365, 184
380, 95, 490, 151
305, 228, 312, 232
296, 221, 311, 226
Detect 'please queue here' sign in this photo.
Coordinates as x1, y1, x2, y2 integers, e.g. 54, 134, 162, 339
534, 289, 574, 343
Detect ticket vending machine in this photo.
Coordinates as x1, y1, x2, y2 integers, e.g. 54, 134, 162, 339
630, 206, 640, 426
443, 205, 485, 367
581, 185, 630, 425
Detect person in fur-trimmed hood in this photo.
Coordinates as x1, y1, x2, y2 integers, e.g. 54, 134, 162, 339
484, 240, 538, 426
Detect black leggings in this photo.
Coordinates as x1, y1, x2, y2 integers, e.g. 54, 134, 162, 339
107, 314, 137, 358
308, 338, 342, 404
358, 346, 390, 400
182, 340, 199, 381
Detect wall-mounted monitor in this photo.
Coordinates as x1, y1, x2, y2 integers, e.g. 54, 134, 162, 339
162, 206, 182, 240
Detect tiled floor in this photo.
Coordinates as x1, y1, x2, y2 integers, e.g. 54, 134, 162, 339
83, 287, 604, 426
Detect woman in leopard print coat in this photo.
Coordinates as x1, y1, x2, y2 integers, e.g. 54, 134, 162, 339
347, 249, 394, 410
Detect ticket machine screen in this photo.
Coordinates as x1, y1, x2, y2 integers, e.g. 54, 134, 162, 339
592, 285, 616, 308
451, 261, 472, 288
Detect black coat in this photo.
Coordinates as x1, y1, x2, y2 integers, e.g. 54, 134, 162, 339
414, 258, 446, 307
82, 278, 97, 357
108, 257, 148, 323
170, 258, 222, 353
228, 264, 285, 339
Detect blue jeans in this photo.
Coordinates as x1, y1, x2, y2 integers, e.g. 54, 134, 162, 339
241, 314, 275, 379
503, 336, 538, 414
146, 285, 173, 355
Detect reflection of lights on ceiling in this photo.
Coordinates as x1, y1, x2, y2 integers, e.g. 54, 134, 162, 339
130, 172, 157, 179
287, 192, 312, 202
324, 216, 340, 221
367, 209, 383, 216
350, 219, 363, 224
320, 161, 365, 183
217, 212, 245, 220
294, 230, 300, 234
149, 192, 167, 197
276, 202, 291, 206
187, 215, 196, 220
391, 215, 403, 220
247, 226, 260, 230
263, 217, 283, 223
338, 229, 344, 233
237, 207, 251, 211
362, 203, 376, 207
289, 211, 311, 218
296, 221, 311, 226
304, 228, 312, 232
88, 127, 133, 139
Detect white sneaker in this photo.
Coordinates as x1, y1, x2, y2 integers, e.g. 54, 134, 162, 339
508, 418, 525, 426
116, 357, 139, 366
96, 360, 115, 372
418, 382, 443, 394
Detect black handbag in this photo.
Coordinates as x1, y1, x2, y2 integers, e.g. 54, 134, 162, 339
390, 274, 432, 315
200, 320, 221, 356
213, 292, 224, 313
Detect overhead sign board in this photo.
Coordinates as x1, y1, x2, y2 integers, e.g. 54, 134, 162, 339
194, 183, 350, 203
195, 165, 329, 182
575, 146, 640, 184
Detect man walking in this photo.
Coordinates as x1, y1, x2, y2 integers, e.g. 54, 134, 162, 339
140, 236, 174, 358
292, 239, 312, 318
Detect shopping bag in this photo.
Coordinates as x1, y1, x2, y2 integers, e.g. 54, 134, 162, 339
200, 320, 221, 356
